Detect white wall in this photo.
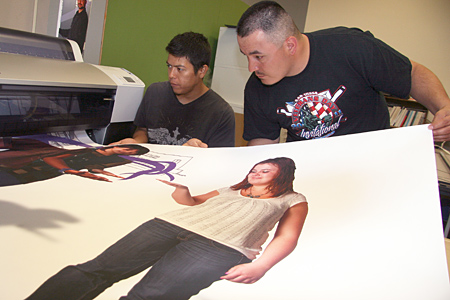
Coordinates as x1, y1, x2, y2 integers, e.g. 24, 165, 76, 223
211, 27, 250, 113
243, 0, 309, 31
305, 0, 450, 95
0, 0, 38, 32
0, 0, 60, 36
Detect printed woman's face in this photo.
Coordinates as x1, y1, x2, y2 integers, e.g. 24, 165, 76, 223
248, 163, 279, 186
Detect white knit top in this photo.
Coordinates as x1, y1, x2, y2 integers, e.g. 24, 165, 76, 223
158, 187, 307, 259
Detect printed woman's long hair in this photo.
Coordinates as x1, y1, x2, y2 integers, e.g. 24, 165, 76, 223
231, 157, 296, 197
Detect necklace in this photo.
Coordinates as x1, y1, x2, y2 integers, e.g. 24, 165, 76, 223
246, 187, 269, 198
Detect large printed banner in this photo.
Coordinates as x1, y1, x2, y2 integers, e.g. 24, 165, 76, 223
1, 125, 449, 299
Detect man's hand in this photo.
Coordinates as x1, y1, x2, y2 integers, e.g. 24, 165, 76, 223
109, 138, 139, 145
429, 105, 450, 141
183, 138, 208, 148
409, 60, 450, 141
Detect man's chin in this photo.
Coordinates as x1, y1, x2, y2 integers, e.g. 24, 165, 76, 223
259, 77, 282, 86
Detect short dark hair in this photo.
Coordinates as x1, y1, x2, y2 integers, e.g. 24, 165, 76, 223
237, 1, 299, 45
231, 157, 296, 197
165, 32, 211, 73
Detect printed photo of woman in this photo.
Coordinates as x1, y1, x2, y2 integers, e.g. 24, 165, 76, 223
25, 157, 308, 300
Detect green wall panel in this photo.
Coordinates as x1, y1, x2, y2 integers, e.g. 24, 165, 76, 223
101, 0, 249, 88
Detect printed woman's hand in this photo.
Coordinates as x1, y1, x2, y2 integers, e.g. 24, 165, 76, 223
157, 179, 188, 190
220, 263, 268, 284
90, 169, 124, 179
157, 179, 198, 205
65, 170, 111, 182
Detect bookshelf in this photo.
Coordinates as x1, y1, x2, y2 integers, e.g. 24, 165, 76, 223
385, 95, 428, 128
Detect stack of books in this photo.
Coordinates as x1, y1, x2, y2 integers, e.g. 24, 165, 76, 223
388, 106, 427, 127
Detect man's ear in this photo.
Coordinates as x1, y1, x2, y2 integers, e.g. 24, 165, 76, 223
199, 65, 209, 78
285, 36, 298, 55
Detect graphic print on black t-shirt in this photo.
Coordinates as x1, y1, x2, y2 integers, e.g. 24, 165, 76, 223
277, 86, 347, 139
147, 127, 191, 146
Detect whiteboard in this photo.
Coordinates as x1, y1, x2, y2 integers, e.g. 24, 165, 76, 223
211, 27, 251, 114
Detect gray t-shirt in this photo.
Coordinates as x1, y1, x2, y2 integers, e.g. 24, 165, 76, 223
134, 81, 235, 147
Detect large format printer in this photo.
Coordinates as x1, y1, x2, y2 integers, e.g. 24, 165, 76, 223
0, 27, 144, 144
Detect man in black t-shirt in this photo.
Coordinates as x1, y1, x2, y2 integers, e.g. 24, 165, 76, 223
236, 1, 450, 145
112, 32, 235, 148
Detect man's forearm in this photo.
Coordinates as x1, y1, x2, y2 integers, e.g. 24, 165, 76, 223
132, 127, 149, 143
247, 137, 279, 146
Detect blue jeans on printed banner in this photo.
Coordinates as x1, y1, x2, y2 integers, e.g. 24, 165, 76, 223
25, 218, 251, 300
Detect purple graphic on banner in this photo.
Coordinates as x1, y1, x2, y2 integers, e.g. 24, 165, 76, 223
119, 156, 177, 181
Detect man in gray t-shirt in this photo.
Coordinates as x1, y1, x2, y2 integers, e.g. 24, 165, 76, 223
112, 32, 235, 148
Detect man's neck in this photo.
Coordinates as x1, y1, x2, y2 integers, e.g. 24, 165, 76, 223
290, 34, 310, 77
176, 83, 209, 105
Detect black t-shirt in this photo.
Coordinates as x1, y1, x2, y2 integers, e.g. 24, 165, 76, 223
243, 27, 412, 142
134, 81, 235, 147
